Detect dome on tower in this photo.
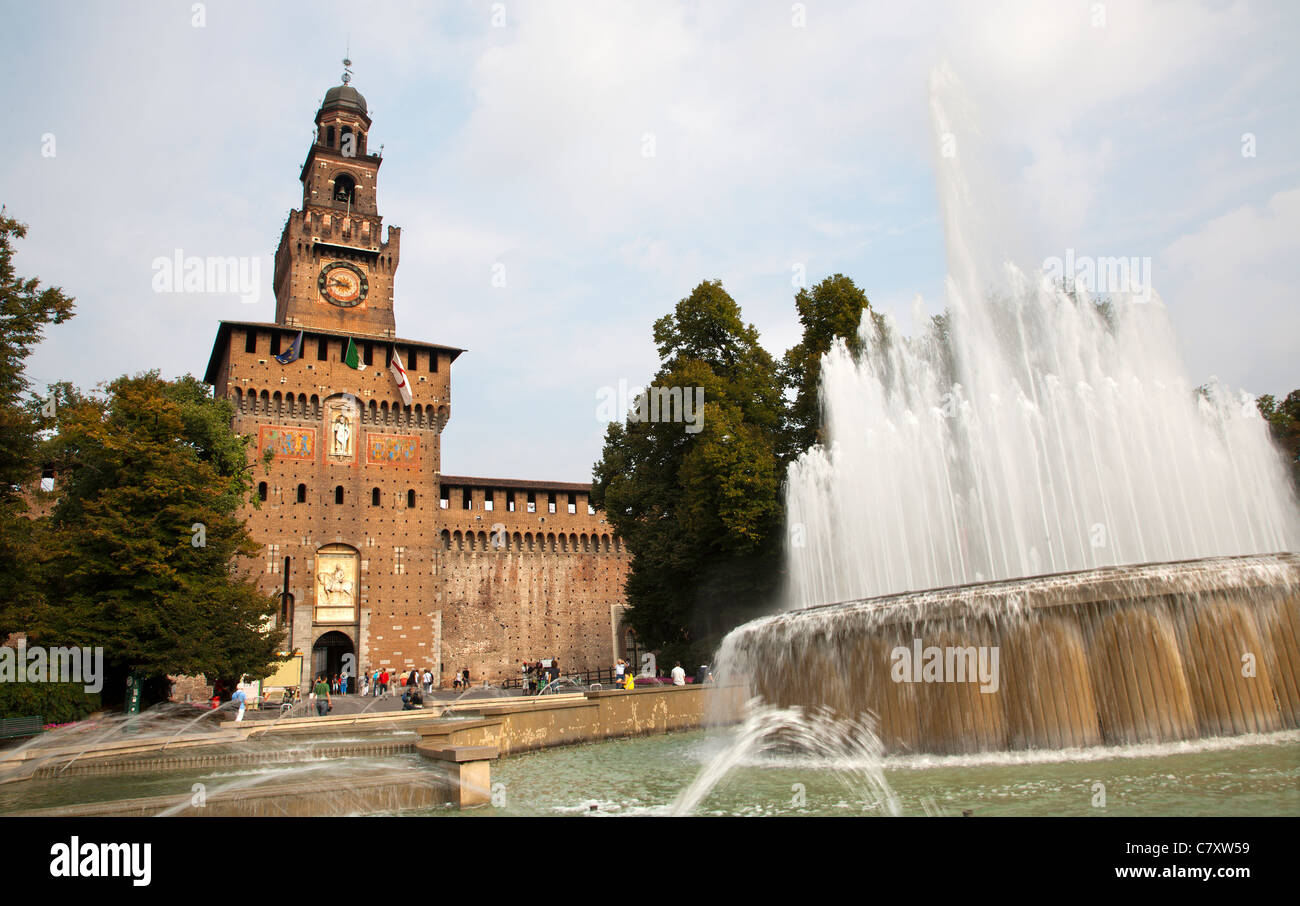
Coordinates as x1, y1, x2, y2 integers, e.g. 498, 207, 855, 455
321, 83, 368, 116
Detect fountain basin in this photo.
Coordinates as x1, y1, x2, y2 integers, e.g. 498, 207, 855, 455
722, 553, 1300, 755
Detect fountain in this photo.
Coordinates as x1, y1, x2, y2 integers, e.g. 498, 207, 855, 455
717, 66, 1300, 757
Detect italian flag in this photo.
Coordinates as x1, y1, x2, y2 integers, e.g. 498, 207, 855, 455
343, 337, 366, 371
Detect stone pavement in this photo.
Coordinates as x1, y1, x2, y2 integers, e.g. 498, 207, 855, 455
243, 686, 523, 720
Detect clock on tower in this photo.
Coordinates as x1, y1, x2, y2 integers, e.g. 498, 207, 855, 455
271, 65, 401, 337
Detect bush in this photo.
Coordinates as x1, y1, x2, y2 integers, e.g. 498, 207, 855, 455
0, 682, 101, 724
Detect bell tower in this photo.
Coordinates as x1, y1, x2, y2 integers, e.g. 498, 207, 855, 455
273, 59, 401, 337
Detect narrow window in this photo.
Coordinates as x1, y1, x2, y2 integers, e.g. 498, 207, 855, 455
297, 483, 306, 503
462, 489, 471, 510
258, 482, 268, 501
245, 330, 257, 354
484, 490, 493, 512
527, 491, 536, 514
335, 486, 344, 505
269, 332, 281, 356
407, 489, 416, 509
548, 492, 557, 514
507, 491, 516, 513
372, 487, 381, 507
317, 338, 328, 361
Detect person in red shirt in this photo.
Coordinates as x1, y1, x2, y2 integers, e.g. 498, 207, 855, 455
379, 669, 389, 696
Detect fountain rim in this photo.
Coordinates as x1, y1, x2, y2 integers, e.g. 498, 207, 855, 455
733, 551, 1299, 636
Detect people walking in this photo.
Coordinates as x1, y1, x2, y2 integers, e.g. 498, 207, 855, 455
423, 668, 433, 694
231, 684, 247, 722
313, 674, 332, 716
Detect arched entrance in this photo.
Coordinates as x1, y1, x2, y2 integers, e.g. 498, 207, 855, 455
311, 631, 354, 685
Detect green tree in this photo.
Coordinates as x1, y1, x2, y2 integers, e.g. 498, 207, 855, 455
592, 281, 787, 665
30, 372, 282, 704
782, 274, 874, 454
0, 211, 75, 640
1257, 390, 1300, 493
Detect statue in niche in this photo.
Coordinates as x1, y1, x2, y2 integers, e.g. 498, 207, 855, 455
331, 413, 352, 456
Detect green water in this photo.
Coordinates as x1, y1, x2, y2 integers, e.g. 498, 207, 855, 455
465, 729, 1300, 817
3, 729, 1296, 816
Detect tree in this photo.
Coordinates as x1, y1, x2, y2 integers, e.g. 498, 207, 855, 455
29, 372, 282, 704
782, 274, 874, 454
1257, 390, 1300, 493
592, 281, 787, 665
0, 211, 75, 640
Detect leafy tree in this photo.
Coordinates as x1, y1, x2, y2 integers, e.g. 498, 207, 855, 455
30, 372, 282, 705
592, 281, 787, 665
782, 274, 873, 454
1257, 390, 1300, 493
0, 212, 75, 640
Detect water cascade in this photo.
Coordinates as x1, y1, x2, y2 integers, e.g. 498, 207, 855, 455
718, 67, 1300, 756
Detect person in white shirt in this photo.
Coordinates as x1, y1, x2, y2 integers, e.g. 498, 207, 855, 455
671, 662, 686, 686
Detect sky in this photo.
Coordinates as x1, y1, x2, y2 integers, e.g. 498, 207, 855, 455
2, 0, 1297, 482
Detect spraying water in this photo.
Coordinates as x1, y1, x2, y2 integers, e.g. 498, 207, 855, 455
670, 699, 900, 816
785, 65, 1300, 609
705, 66, 1300, 763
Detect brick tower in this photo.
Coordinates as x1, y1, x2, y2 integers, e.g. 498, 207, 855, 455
203, 69, 632, 697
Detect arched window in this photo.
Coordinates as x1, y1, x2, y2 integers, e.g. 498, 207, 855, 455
334, 486, 344, 505
326, 125, 335, 147
407, 489, 416, 508
258, 482, 268, 502
371, 487, 381, 507
297, 483, 306, 503
334, 174, 356, 205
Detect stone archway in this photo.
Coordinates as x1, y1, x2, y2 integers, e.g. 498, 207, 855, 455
311, 630, 355, 688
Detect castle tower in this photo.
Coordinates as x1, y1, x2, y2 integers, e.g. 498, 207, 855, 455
273, 65, 400, 337
205, 65, 461, 690
202, 67, 632, 697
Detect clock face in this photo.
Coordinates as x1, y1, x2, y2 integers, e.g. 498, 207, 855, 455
318, 262, 369, 307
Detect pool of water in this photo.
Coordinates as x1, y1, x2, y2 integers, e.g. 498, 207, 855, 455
0, 746, 426, 814
5, 725, 1295, 817
445, 728, 1300, 817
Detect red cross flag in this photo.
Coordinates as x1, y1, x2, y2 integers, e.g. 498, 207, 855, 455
389, 348, 413, 406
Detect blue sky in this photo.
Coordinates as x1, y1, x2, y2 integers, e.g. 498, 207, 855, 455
3, 0, 1297, 481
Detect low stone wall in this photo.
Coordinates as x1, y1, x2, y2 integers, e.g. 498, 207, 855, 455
10, 769, 458, 817
3, 685, 743, 816
417, 684, 743, 756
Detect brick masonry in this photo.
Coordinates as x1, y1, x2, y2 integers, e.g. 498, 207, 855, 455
200, 79, 631, 691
